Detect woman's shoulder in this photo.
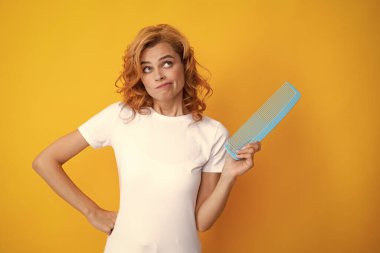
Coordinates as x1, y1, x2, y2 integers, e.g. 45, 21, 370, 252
91, 101, 133, 120
197, 115, 229, 136
105, 101, 133, 113
199, 115, 221, 127
199, 113, 227, 127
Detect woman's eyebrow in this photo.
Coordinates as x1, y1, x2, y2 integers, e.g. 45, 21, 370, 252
141, 55, 175, 65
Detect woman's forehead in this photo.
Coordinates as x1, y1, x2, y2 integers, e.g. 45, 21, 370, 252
140, 42, 180, 63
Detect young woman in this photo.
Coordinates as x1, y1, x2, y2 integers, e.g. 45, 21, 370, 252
32, 24, 261, 253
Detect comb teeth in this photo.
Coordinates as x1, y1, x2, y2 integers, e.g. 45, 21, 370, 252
259, 84, 295, 122
225, 82, 301, 160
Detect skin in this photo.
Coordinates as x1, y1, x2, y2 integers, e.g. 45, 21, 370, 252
140, 42, 188, 116
32, 41, 262, 237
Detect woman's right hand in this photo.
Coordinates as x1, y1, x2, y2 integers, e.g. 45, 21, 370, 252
32, 130, 119, 236
86, 207, 118, 235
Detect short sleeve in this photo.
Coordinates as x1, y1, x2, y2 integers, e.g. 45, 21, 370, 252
77, 102, 120, 149
202, 122, 230, 173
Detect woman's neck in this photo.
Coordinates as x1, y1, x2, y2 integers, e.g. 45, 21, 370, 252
153, 102, 189, 116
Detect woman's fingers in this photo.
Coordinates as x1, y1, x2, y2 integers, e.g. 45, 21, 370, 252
238, 142, 261, 154
108, 212, 116, 231
108, 211, 118, 235
237, 147, 254, 155
86, 208, 118, 236
237, 152, 253, 159
112, 211, 118, 222
256, 142, 261, 151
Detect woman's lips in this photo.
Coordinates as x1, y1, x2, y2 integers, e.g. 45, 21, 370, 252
156, 82, 172, 89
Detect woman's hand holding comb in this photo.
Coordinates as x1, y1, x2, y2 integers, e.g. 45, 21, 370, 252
222, 141, 262, 179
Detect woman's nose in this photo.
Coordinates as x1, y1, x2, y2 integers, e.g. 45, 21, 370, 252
154, 69, 165, 81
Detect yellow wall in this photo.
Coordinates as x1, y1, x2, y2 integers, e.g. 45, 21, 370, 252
1, 0, 379, 252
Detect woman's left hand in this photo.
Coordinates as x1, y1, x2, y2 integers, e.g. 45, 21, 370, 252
222, 141, 262, 179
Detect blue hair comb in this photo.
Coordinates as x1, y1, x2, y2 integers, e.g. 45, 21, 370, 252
224, 81, 301, 160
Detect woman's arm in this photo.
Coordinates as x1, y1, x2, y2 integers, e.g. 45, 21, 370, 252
32, 130, 117, 235
195, 172, 235, 232
195, 141, 261, 232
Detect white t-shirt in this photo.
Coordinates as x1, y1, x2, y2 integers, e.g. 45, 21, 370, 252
78, 101, 229, 253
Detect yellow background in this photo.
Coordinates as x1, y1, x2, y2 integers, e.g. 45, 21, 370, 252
1, 0, 379, 252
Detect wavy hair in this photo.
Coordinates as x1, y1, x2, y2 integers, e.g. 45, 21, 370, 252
114, 24, 213, 123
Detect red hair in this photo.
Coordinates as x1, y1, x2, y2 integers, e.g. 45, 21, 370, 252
114, 24, 213, 123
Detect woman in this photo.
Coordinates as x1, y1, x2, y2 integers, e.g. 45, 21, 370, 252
32, 24, 261, 253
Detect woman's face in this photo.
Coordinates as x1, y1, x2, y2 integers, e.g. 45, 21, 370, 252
140, 42, 185, 104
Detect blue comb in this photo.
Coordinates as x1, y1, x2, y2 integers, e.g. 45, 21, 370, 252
224, 81, 301, 160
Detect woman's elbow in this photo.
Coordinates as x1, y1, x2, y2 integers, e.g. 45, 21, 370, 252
32, 155, 42, 171
196, 222, 212, 232
197, 226, 209, 232
32, 153, 53, 171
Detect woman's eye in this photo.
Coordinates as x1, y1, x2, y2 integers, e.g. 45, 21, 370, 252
142, 66, 151, 73
142, 61, 172, 73
163, 61, 173, 68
